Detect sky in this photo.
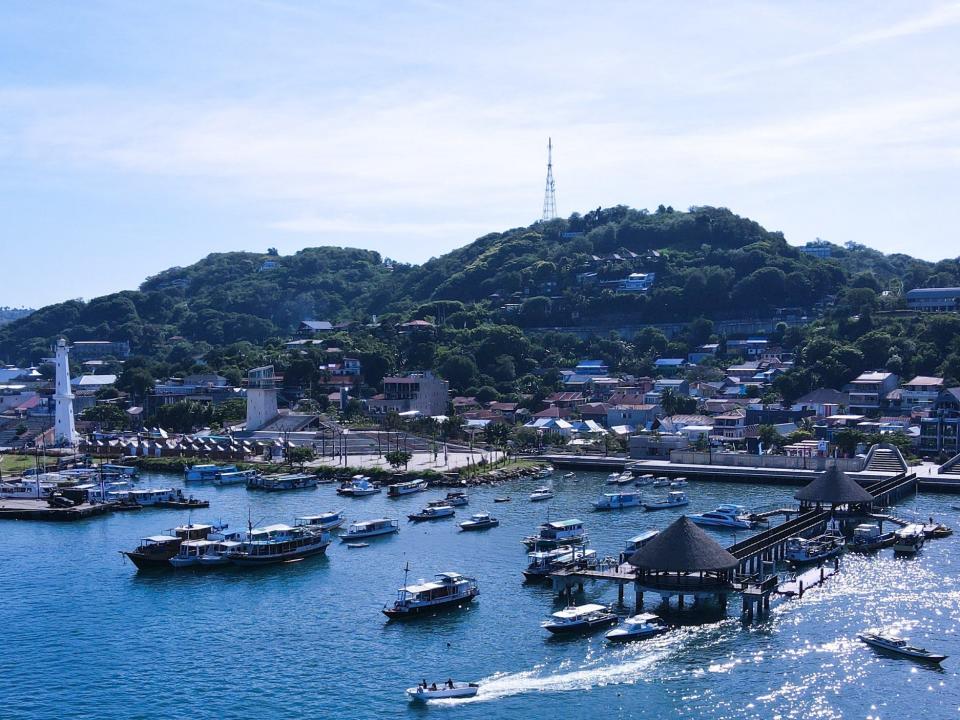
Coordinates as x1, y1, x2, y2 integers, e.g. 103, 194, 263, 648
1, 0, 959, 308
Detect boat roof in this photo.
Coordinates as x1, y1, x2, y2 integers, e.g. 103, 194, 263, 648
143, 534, 179, 542
627, 530, 659, 543
552, 603, 607, 619
181, 539, 218, 547
470, 513, 490, 519
174, 523, 212, 531
544, 519, 583, 528
354, 517, 393, 525
251, 523, 294, 533
436, 571, 464, 580
628, 613, 660, 622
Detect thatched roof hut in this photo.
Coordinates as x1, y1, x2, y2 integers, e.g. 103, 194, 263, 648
629, 516, 738, 571
794, 464, 873, 506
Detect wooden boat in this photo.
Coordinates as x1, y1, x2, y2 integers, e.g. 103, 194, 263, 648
226, 523, 331, 566
383, 567, 479, 619
859, 631, 947, 663
120, 523, 217, 569
388, 479, 429, 497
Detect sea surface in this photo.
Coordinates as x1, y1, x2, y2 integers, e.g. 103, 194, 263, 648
2, 471, 958, 719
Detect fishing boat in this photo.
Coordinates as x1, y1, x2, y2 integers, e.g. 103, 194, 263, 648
184, 464, 237, 482
120, 523, 217, 569
443, 491, 469, 506
247, 473, 318, 491
634, 474, 655, 487
226, 523, 331, 566
388, 479, 429, 497
858, 631, 947, 663
848, 523, 895, 552
408, 504, 456, 522
619, 530, 659, 563
605, 613, 667, 643
522, 546, 597, 582
521, 518, 588, 550
212, 469, 259, 486
893, 524, 925, 554
592, 491, 643, 511
295, 509, 346, 531
785, 531, 845, 565
493, 496, 512, 503
529, 487, 554, 502
337, 477, 381, 496
669, 477, 688, 488
383, 566, 479, 619
406, 681, 479, 702
340, 517, 400, 541
689, 504, 755, 530
542, 603, 618, 635
643, 490, 689, 511
458, 512, 499, 531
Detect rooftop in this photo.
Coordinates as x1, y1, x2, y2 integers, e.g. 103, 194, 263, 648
629, 516, 738, 571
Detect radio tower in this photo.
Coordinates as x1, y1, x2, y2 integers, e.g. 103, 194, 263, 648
541, 137, 557, 221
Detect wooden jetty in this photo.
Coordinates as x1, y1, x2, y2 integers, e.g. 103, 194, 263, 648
0, 498, 115, 521
776, 560, 840, 598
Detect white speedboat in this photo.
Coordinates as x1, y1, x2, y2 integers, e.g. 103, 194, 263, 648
542, 603, 618, 635
407, 681, 479, 702
893, 524, 925, 554
605, 613, 667, 643
689, 504, 754, 530
388, 479, 429, 497
459, 512, 499, 531
521, 518, 587, 550
341, 517, 400, 541
383, 569, 479, 618
592, 491, 643, 511
337, 477, 381, 496
606, 473, 633, 486
537, 466, 554, 478
643, 490, 689, 511
859, 631, 947, 663
408, 504, 456, 522
785, 531, 844, 565
169, 539, 220, 567
529, 487, 554, 502
196, 539, 242, 566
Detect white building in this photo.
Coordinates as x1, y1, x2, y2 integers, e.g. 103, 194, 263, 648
53, 339, 77, 447
367, 371, 450, 417
245, 365, 279, 431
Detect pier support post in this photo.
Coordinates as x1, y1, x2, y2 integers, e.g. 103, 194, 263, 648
678, 594, 685, 609
618, 583, 624, 607
635, 589, 643, 613
720, 594, 727, 611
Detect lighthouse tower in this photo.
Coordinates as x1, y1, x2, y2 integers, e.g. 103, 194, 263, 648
53, 338, 77, 447
245, 365, 279, 431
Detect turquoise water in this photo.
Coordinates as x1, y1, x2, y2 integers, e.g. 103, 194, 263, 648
2, 472, 958, 719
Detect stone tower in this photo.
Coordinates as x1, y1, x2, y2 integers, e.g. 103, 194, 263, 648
53, 338, 77, 447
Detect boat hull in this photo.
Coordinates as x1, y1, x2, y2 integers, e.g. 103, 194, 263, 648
383, 590, 479, 619
122, 550, 179, 570
605, 627, 667, 643
459, 520, 499, 531
544, 615, 618, 635
228, 542, 329, 566
340, 527, 398, 541
406, 684, 478, 701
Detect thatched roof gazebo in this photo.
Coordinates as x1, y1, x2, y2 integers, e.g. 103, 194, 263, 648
629, 517, 738, 598
794, 464, 874, 508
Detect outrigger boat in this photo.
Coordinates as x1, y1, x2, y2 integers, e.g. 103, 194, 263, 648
383, 565, 479, 619
605, 613, 667, 643
542, 603, 618, 635
858, 631, 947, 663
407, 681, 479, 702
642, 491, 689, 511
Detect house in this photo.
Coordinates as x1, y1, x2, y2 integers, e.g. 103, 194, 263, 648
726, 339, 769, 358
532, 405, 573, 420
451, 396, 480, 411
847, 371, 899, 415
544, 392, 585, 408
901, 376, 944, 409
574, 359, 609, 376
906, 287, 960, 313
618, 272, 655, 292
399, 320, 436, 333
653, 378, 689, 396
606, 403, 660, 430
792, 388, 849, 417
919, 388, 960, 456
366, 371, 449, 416
577, 402, 611, 426
690, 381, 724, 399
688, 344, 720, 364
330, 357, 361, 377
654, 358, 687, 375
487, 401, 519, 422
628, 432, 690, 459
711, 408, 747, 441
259, 259, 279, 271
298, 320, 333, 335
523, 417, 575, 436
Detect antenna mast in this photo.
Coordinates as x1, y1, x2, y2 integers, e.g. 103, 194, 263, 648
542, 137, 557, 221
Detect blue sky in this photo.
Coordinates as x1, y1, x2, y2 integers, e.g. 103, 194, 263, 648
2, 1, 959, 307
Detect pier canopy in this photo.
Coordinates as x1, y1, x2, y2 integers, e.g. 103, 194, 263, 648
794, 465, 873, 507
629, 517, 738, 593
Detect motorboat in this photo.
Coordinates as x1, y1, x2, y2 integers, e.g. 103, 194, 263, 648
493, 496, 512, 503
606, 472, 621, 483
406, 682, 479, 702
634, 474, 655, 487
383, 568, 479, 618
923, 521, 952, 539
858, 631, 947, 663
196, 538, 243, 566
528, 487, 554, 502
340, 517, 400, 541
169, 539, 220, 568
107, 487, 182, 506
848, 523, 895, 552
592, 491, 643, 511
337, 477, 381, 496
562, 472, 575, 479
154, 491, 209, 509
542, 603, 618, 635
443, 491, 469, 506
785, 531, 844, 565
643, 491, 689, 511
893, 524, 925, 554
606, 473, 634, 486
212, 469, 259, 486
120, 523, 216, 569
295, 509, 346, 531
619, 530, 659, 563
537, 466, 554, 478
521, 518, 587, 550
408, 504, 456, 522
651, 477, 671, 487
247, 473, 318, 491
522, 546, 597, 582
226, 524, 331, 566
669, 477, 688, 488
605, 613, 667, 643
184, 464, 237, 482
459, 512, 499, 531
689, 504, 755, 530
388, 479, 429, 497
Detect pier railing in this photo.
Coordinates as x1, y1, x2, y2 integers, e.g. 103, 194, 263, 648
727, 509, 828, 564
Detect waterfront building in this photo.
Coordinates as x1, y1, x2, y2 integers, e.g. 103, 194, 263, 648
905, 287, 960, 312
918, 387, 960, 456
366, 371, 449, 416
794, 464, 874, 510
847, 371, 899, 416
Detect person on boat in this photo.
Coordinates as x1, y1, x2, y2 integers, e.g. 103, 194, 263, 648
421, 679, 427, 689
430, 682, 438, 691
446, 678, 454, 689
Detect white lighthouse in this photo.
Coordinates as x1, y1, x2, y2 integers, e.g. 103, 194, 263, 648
53, 338, 77, 447
245, 365, 279, 431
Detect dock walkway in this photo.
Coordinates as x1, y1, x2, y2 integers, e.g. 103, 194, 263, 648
0, 499, 115, 521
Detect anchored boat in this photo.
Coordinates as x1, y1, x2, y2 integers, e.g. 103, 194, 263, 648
859, 631, 947, 663
388, 479, 429, 497
542, 603, 618, 635
893, 524, 925, 554
529, 487, 554, 502
120, 523, 219, 569
458, 512, 499, 531
383, 566, 479, 619
848, 523, 895, 552
689, 504, 755, 530
340, 517, 400, 541
295, 509, 347, 531
522, 545, 597, 582
605, 613, 667, 643
226, 523, 331, 566
592, 491, 643, 511
521, 518, 587, 550
408, 504, 456, 522
785, 531, 844, 565
642, 491, 689, 511
337, 477, 381, 496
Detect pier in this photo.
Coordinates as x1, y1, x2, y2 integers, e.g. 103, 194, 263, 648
0, 498, 115, 521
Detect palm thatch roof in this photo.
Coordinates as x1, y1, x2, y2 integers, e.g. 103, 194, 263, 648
794, 464, 874, 505
628, 516, 738, 571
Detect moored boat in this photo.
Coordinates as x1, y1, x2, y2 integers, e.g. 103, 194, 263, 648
212, 469, 259, 486
858, 631, 947, 663
341, 517, 400, 541
522, 546, 597, 581
383, 567, 479, 619
893, 524, 925, 554
388, 479, 429, 497
651, 477, 671, 487
120, 523, 217, 569
169, 539, 220, 567
184, 464, 237, 482
493, 496, 512, 503
605, 613, 667, 643
634, 474, 655, 487
295, 509, 346, 531
458, 512, 499, 531
408, 504, 456, 522
443, 491, 469, 506
521, 518, 587, 550
592, 491, 642, 511
785, 531, 844, 565
689, 504, 755, 530
848, 523, 895, 552
226, 523, 331, 566
619, 529, 659, 563
247, 473, 317, 491
542, 603, 617, 635
606, 472, 633, 486
642, 491, 689, 511
669, 477, 688, 488
337, 477, 381, 496
528, 487, 554, 502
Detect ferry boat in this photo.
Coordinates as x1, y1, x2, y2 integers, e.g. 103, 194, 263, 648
605, 613, 667, 643
592, 491, 643, 511
785, 531, 844, 565
184, 464, 237, 482
337, 477, 381, 496
458, 512, 499, 531
295, 509, 346, 531
521, 518, 588, 550
388, 479, 429, 497
226, 524, 331, 566
528, 487, 554, 502
120, 523, 216, 569
689, 504, 755, 530
341, 517, 400, 541
858, 631, 947, 663
643, 490, 689, 511
383, 568, 479, 619
442, 491, 469, 506
522, 546, 598, 581
248, 473, 318, 491
212, 469, 259, 486
407, 681, 479, 702
408, 504, 456, 522
619, 530, 659, 563
542, 603, 618, 635
893, 524, 925, 554
848, 523, 895, 552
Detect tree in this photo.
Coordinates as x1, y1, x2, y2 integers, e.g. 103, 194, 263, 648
81, 403, 128, 429
757, 424, 781, 453
287, 445, 314, 470
833, 428, 866, 457
438, 355, 478, 391
385, 449, 412, 470
116, 366, 155, 400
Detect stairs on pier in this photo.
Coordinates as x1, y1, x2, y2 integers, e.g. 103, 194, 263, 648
862, 445, 908, 474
